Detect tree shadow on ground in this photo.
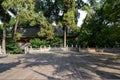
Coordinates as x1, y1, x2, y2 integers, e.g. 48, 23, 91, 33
68, 53, 120, 79
95, 70, 120, 79
17, 52, 120, 79
0, 55, 8, 59
32, 70, 61, 80
0, 61, 20, 73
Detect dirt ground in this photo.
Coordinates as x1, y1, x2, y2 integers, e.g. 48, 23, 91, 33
0, 51, 120, 80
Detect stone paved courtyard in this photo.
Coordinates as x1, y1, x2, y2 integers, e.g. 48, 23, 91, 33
0, 51, 120, 80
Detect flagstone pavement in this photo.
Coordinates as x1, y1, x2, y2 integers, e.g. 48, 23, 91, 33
0, 51, 120, 80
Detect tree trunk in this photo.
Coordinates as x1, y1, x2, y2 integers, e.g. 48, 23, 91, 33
12, 15, 19, 40
63, 26, 67, 47
2, 17, 6, 54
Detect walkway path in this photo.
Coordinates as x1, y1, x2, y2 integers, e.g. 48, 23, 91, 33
0, 52, 120, 80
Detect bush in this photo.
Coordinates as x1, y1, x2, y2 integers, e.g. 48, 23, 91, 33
30, 38, 63, 48
30, 38, 48, 48
6, 39, 23, 54
67, 38, 78, 47
49, 37, 63, 47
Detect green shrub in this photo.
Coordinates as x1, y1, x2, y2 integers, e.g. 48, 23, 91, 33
67, 38, 78, 47
30, 38, 48, 48
49, 37, 63, 47
30, 38, 63, 48
6, 39, 23, 54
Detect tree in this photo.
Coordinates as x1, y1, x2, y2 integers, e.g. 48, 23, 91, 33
62, 0, 77, 47
34, 0, 81, 47
30, 0, 55, 40
79, 0, 120, 47
2, 0, 35, 40
30, 12, 54, 40
0, 0, 11, 54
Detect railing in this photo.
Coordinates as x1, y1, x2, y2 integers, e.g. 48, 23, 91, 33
24, 45, 120, 54
0, 45, 120, 54
24, 45, 79, 54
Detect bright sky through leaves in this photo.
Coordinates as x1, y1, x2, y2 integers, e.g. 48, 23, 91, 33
77, 10, 87, 27
77, 0, 88, 27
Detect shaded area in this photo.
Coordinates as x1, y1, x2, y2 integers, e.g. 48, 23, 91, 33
18, 52, 120, 79
33, 70, 60, 80
0, 61, 20, 73
0, 52, 120, 79
0, 55, 8, 59
95, 70, 120, 79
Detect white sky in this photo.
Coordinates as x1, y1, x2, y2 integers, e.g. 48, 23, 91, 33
82, 0, 88, 4
77, 0, 88, 27
77, 10, 87, 27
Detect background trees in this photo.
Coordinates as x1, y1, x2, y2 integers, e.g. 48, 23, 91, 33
2, 0, 35, 40
0, 0, 120, 54
79, 0, 120, 48
62, 0, 77, 47
33, 0, 79, 47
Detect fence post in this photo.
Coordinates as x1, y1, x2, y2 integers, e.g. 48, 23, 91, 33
0, 46, 2, 54
76, 45, 78, 48
40, 46, 42, 52
48, 45, 51, 51
44, 46, 46, 52
25, 46, 28, 54
71, 45, 73, 47
66, 45, 68, 51
79, 46, 81, 52
49, 45, 51, 49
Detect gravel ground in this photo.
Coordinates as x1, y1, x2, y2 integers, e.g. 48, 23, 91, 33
0, 51, 120, 80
